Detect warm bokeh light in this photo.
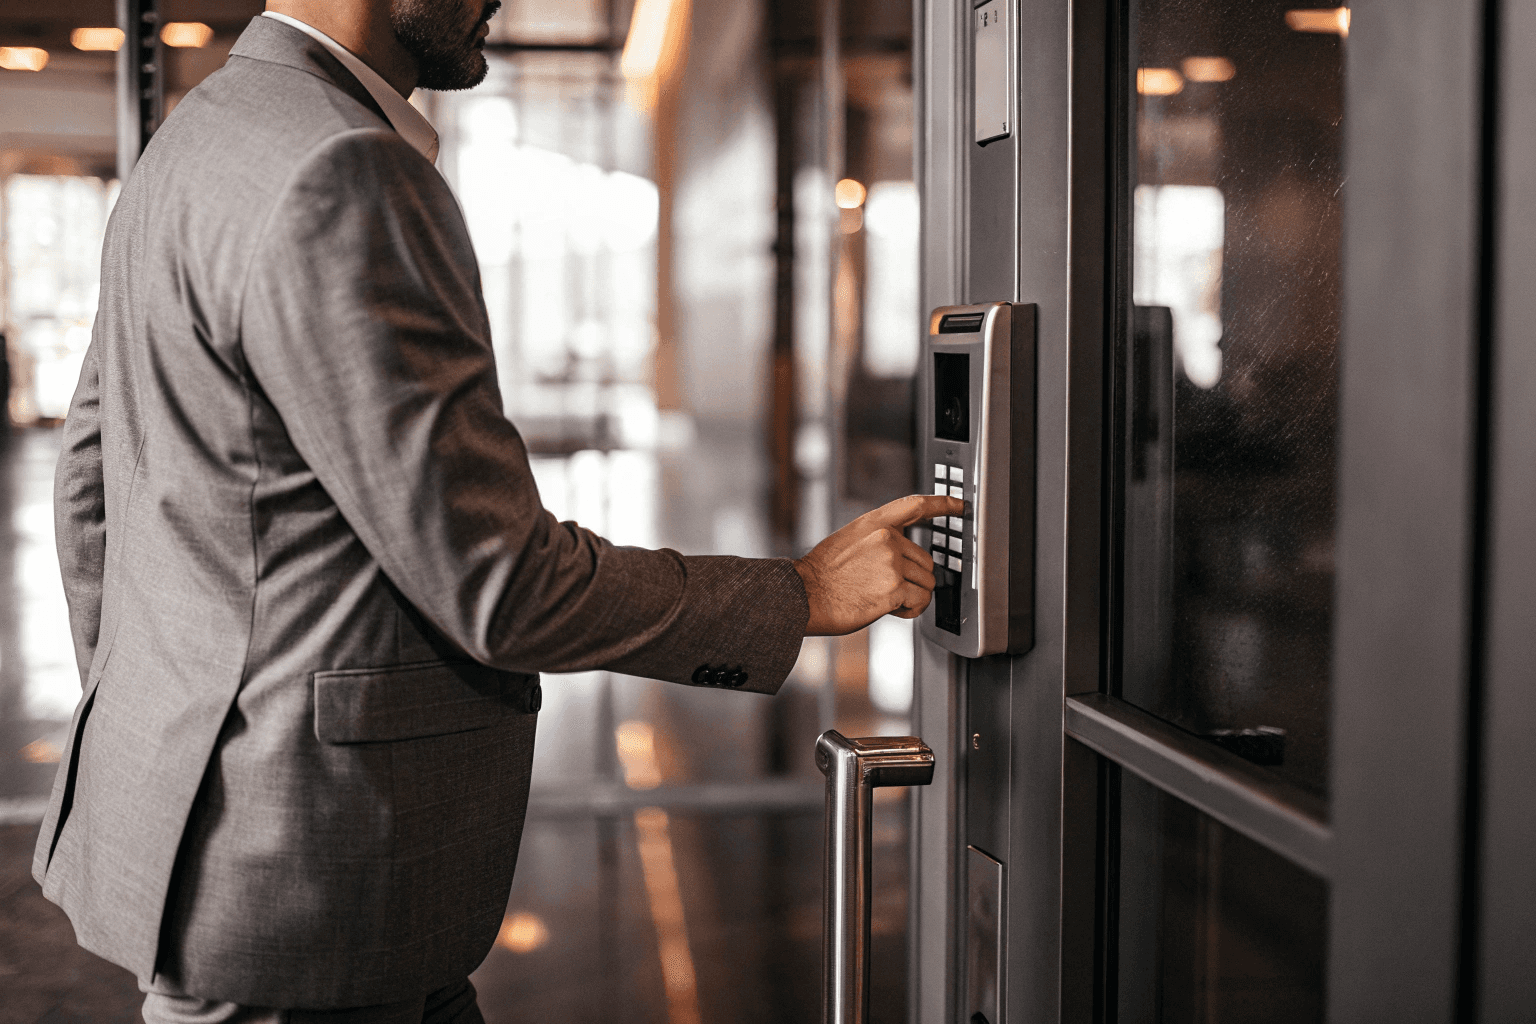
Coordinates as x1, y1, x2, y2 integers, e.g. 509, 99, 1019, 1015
615, 716, 700, 1024
621, 0, 690, 112
495, 911, 549, 953
0, 47, 50, 72
161, 22, 214, 48
615, 719, 662, 789
1137, 67, 1184, 96
620, 0, 674, 78
635, 806, 701, 1024
70, 27, 125, 52
1182, 56, 1236, 82
20, 739, 61, 764
1285, 8, 1350, 37
834, 178, 867, 209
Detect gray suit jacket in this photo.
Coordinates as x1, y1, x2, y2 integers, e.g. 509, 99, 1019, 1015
33, 16, 807, 1009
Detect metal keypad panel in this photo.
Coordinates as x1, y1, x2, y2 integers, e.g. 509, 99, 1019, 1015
932, 462, 972, 634
919, 300, 1036, 658
931, 462, 970, 573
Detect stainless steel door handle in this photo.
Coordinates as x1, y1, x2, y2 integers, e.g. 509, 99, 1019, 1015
816, 730, 936, 1024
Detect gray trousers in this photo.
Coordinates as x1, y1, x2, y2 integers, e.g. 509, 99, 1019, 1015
140, 977, 484, 1024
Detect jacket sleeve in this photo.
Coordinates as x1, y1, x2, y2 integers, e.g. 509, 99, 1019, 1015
54, 338, 107, 687
239, 129, 807, 693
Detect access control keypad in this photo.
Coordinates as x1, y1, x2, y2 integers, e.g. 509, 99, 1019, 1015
931, 462, 971, 576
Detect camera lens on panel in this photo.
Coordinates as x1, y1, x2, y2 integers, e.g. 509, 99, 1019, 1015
940, 396, 965, 438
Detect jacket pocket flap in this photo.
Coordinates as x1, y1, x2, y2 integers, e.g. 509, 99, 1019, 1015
313, 661, 535, 744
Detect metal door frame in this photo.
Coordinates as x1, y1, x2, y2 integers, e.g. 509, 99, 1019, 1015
911, 0, 1526, 1018
1480, 0, 1536, 1013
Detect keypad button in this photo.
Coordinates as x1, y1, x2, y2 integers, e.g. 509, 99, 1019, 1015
950, 537, 964, 555
934, 482, 948, 496
947, 554, 963, 572
934, 463, 947, 479
949, 485, 964, 499
948, 516, 964, 531
949, 466, 964, 483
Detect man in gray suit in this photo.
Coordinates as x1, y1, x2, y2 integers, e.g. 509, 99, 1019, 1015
35, 0, 958, 1020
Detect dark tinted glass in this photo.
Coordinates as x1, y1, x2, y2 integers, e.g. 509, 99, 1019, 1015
1118, 0, 1344, 797
934, 352, 970, 441
1116, 771, 1328, 1022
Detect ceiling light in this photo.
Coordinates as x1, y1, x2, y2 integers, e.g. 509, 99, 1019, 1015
1286, 8, 1350, 37
161, 22, 213, 48
1182, 56, 1235, 82
1137, 68, 1184, 96
0, 47, 49, 71
71, 27, 125, 51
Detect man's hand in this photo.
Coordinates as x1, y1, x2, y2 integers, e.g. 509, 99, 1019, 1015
794, 494, 965, 636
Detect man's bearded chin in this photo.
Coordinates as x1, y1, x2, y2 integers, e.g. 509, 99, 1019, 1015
392, 0, 501, 91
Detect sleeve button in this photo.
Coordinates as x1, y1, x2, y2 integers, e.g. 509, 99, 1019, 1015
692, 665, 712, 684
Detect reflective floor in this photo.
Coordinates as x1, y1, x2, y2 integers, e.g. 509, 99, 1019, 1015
0, 423, 914, 1023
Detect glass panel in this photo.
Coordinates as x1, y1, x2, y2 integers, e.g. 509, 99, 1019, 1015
1119, 0, 1345, 796
1117, 770, 1328, 1022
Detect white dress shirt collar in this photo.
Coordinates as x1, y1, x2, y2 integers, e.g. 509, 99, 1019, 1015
261, 11, 439, 163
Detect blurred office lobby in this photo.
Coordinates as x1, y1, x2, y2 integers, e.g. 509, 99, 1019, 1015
0, 0, 925, 1020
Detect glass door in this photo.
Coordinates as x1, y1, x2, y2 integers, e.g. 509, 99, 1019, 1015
1102, 1, 1341, 1015
911, 0, 1506, 1016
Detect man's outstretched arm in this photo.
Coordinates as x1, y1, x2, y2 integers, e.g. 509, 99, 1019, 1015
242, 128, 952, 691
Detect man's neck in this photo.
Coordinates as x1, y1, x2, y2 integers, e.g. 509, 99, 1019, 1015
265, 0, 417, 96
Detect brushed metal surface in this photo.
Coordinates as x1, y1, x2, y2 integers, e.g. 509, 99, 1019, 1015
973, 0, 1012, 145
816, 731, 936, 1024
965, 845, 1005, 1024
